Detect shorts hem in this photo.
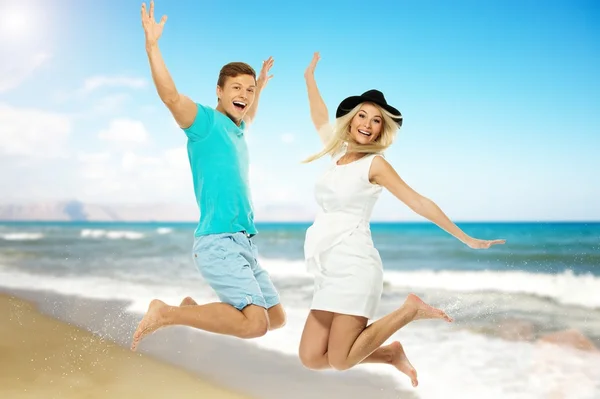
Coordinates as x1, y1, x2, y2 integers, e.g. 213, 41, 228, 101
264, 295, 281, 309
231, 294, 267, 310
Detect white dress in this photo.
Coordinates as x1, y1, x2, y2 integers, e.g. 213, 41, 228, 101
304, 136, 385, 320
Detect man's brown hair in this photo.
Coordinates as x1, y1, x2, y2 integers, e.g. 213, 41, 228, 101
217, 62, 256, 87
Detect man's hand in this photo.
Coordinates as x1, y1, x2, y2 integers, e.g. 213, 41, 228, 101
141, 1, 167, 47
257, 56, 274, 90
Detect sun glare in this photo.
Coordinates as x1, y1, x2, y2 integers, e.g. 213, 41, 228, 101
1, 6, 33, 38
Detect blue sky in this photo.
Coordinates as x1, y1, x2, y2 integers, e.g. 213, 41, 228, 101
0, 0, 598, 221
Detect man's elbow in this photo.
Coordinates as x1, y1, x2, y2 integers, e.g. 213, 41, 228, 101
162, 93, 180, 107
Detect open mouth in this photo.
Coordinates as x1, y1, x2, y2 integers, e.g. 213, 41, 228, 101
358, 129, 372, 137
233, 101, 247, 111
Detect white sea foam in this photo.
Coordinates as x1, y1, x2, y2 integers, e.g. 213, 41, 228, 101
259, 258, 600, 310
1, 232, 44, 241
80, 229, 145, 240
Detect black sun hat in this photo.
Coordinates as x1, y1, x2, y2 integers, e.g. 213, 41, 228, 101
336, 89, 403, 127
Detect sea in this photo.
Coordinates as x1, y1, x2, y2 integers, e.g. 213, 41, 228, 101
1, 221, 599, 398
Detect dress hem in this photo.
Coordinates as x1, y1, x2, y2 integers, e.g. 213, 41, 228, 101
309, 304, 375, 320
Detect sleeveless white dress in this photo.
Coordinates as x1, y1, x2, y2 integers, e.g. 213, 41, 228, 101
304, 133, 385, 320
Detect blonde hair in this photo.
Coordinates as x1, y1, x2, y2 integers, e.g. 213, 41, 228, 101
302, 102, 400, 164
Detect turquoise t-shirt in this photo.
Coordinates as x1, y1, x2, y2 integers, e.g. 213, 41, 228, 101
182, 103, 256, 237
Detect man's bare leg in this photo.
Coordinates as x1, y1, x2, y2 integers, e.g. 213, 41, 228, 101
179, 297, 285, 331
180, 296, 197, 306
266, 304, 286, 330
130, 299, 268, 351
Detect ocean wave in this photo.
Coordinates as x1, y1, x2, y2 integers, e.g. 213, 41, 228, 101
258, 258, 600, 310
80, 229, 144, 240
1, 233, 44, 241
382, 269, 600, 310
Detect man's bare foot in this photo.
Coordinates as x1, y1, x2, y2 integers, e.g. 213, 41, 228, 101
387, 341, 418, 387
130, 299, 170, 351
405, 293, 453, 322
179, 296, 198, 306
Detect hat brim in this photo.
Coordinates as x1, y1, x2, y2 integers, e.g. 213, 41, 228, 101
336, 96, 403, 127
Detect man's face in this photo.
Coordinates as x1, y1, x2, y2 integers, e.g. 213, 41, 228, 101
216, 74, 256, 124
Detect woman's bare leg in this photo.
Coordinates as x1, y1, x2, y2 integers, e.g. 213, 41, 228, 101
298, 310, 420, 385
327, 294, 452, 372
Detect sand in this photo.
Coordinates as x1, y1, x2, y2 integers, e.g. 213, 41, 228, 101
0, 294, 252, 399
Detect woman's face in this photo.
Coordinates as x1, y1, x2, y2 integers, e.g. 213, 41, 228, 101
349, 103, 383, 145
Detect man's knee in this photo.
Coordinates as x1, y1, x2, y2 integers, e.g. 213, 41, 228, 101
267, 304, 286, 330
239, 306, 269, 339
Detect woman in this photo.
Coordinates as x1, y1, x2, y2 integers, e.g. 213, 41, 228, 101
299, 52, 506, 387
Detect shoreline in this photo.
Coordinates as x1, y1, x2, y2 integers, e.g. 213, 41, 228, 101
1, 287, 415, 399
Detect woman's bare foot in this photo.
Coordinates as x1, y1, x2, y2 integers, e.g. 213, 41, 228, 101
179, 296, 198, 306
405, 293, 453, 322
387, 341, 418, 387
130, 299, 170, 351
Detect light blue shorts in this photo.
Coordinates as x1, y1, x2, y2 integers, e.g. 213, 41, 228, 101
192, 231, 280, 310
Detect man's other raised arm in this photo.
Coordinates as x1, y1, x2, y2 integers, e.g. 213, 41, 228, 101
145, 43, 197, 128
141, 1, 197, 129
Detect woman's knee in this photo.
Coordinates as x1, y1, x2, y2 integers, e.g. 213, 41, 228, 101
298, 349, 325, 370
327, 351, 352, 371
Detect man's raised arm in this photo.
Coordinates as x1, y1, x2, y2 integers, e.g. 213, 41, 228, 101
243, 57, 274, 126
141, 1, 197, 129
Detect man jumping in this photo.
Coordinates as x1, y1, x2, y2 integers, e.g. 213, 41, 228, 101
131, 1, 286, 351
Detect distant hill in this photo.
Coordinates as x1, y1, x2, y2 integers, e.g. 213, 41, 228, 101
0, 200, 314, 222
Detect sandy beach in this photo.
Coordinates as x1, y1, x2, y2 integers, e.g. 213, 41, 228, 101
0, 287, 415, 399
0, 294, 252, 399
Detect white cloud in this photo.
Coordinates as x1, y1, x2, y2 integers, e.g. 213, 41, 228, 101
76, 146, 192, 203
281, 133, 295, 144
97, 118, 150, 145
81, 76, 147, 94
77, 152, 113, 180
77, 151, 111, 163
121, 151, 161, 172
249, 163, 300, 205
164, 147, 189, 169
91, 93, 131, 114
0, 103, 71, 157
53, 76, 148, 106
0, 52, 51, 93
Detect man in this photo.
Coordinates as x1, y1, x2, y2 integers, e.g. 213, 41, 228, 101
131, 1, 286, 351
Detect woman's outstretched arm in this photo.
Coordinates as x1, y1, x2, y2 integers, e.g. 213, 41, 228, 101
370, 156, 506, 249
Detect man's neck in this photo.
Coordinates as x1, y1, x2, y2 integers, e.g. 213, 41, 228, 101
215, 104, 242, 127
